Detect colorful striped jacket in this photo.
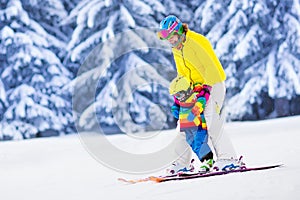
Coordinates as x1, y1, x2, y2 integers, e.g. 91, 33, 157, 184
171, 84, 211, 132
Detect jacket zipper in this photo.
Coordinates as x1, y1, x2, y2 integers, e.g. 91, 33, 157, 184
180, 48, 194, 85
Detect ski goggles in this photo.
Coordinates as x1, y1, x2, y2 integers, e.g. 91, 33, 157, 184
174, 87, 193, 102
157, 30, 176, 40
157, 21, 179, 40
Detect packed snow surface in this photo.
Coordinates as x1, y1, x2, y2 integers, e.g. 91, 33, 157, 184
1, 116, 300, 200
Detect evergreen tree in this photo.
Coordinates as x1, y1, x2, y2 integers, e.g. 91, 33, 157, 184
62, 0, 183, 133
195, 0, 300, 120
0, 0, 74, 140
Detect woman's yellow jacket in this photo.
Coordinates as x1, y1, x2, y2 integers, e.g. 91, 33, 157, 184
172, 30, 226, 86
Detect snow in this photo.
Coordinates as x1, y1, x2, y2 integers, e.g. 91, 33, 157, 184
47, 64, 61, 75
228, 0, 242, 14
87, 1, 106, 28
25, 30, 50, 48
76, 0, 98, 25
266, 50, 277, 97
142, 0, 165, 13
125, 0, 153, 16
233, 25, 260, 60
1, 116, 299, 200
200, 1, 221, 31
0, 26, 14, 41
67, 24, 84, 51
0, 120, 38, 140
8, 84, 35, 101
120, 5, 136, 28
0, 79, 6, 104
49, 76, 69, 88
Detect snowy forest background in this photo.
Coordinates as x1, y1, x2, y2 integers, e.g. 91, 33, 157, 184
0, 0, 299, 140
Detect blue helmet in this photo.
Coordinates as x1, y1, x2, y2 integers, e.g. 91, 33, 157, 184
157, 15, 184, 40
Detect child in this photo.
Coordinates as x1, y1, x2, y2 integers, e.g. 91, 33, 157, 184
168, 75, 214, 173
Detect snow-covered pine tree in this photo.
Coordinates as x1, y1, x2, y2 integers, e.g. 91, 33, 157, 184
22, 0, 68, 42
194, 0, 300, 120
61, 0, 201, 133
64, 0, 300, 133
0, 0, 74, 140
0, 78, 6, 121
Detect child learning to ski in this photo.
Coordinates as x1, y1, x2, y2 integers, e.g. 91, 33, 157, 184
168, 76, 214, 174
158, 15, 244, 174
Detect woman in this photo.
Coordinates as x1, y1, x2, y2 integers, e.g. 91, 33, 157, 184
158, 15, 242, 173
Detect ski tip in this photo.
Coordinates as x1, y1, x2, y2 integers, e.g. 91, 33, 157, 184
149, 176, 165, 183
266, 163, 285, 170
243, 163, 284, 171
118, 176, 163, 184
118, 177, 137, 184
276, 163, 285, 168
269, 163, 284, 168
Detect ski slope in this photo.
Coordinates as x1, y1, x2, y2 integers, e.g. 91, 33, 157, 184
1, 116, 300, 200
